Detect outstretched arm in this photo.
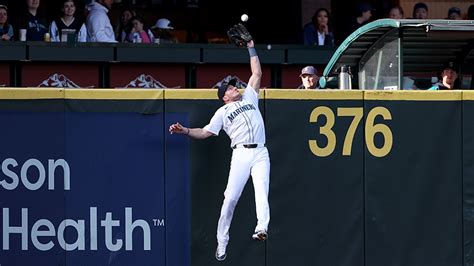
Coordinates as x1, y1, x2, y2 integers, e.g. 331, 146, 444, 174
246, 40, 262, 94
169, 122, 214, 139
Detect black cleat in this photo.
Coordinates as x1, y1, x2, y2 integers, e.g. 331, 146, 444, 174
252, 230, 268, 241
215, 244, 227, 261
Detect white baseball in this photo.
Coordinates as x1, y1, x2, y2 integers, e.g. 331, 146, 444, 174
241, 14, 249, 22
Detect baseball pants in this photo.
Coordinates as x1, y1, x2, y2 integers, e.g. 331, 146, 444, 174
216, 146, 270, 246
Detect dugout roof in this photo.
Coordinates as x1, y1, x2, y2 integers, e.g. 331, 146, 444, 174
323, 19, 474, 76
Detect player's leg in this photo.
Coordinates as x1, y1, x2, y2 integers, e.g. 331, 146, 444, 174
216, 149, 251, 250
250, 148, 270, 240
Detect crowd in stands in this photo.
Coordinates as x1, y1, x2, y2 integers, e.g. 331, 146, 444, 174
0, 1, 472, 46
0, 0, 178, 43
302, 2, 474, 47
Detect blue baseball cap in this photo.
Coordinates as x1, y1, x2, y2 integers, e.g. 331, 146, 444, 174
218, 78, 237, 101
300, 66, 317, 77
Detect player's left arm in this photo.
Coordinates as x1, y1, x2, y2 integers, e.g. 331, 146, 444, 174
246, 40, 262, 94
169, 122, 214, 139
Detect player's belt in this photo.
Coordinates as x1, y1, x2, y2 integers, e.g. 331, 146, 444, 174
232, 143, 266, 149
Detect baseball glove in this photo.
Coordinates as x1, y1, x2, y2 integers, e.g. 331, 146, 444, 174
227, 23, 253, 47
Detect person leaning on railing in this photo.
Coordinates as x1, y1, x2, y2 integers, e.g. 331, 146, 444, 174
0, 5, 13, 41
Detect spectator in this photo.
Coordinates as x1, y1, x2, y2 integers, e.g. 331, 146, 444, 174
17, 0, 48, 41
50, 0, 87, 42
468, 5, 474, 19
150, 18, 178, 44
86, 0, 116, 42
412, 2, 428, 19
0, 5, 13, 41
447, 7, 462, 20
298, 66, 319, 89
428, 61, 459, 90
115, 6, 136, 42
388, 5, 404, 19
346, 3, 375, 36
302, 8, 334, 46
126, 15, 154, 43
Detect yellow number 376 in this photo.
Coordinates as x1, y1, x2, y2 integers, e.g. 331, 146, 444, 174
308, 106, 393, 157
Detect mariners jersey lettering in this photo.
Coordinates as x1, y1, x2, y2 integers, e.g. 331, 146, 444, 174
204, 86, 266, 147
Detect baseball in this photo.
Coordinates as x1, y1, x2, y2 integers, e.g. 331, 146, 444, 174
241, 14, 249, 22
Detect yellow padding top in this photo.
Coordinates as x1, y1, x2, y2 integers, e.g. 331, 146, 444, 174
0, 88, 165, 100
0, 88, 64, 99
65, 89, 164, 99
0, 88, 469, 101
164, 89, 263, 100
365, 90, 462, 101
462, 91, 474, 101
265, 89, 363, 100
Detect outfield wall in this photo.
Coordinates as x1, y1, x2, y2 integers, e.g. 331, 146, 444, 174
0, 89, 472, 266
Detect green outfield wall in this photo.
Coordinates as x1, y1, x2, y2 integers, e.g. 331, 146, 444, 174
1, 88, 473, 266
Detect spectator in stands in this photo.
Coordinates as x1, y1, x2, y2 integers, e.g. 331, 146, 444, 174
150, 18, 178, 44
50, 0, 87, 42
412, 2, 428, 19
428, 61, 459, 90
17, 0, 48, 41
302, 8, 335, 46
388, 5, 404, 19
468, 5, 474, 19
86, 0, 116, 42
115, 6, 136, 42
0, 5, 13, 41
126, 15, 154, 43
345, 3, 374, 36
447, 7, 462, 20
298, 66, 319, 89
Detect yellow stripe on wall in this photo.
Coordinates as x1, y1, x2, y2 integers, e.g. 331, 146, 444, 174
65, 89, 164, 100
365, 90, 462, 101
265, 89, 363, 100
164, 89, 264, 100
165, 89, 217, 100
0, 88, 64, 99
0, 88, 469, 101
462, 91, 474, 101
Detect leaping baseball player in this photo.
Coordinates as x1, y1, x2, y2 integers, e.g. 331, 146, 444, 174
169, 23, 270, 262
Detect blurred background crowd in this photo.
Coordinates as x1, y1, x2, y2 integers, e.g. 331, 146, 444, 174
0, 0, 473, 45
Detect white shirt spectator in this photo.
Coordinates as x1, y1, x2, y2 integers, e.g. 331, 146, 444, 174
86, 2, 116, 42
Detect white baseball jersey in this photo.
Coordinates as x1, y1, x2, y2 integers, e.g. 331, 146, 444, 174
204, 86, 266, 147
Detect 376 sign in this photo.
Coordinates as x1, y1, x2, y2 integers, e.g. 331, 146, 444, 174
308, 106, 393, 157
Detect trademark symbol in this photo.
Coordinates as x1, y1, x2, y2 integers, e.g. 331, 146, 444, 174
153, 219, 165, 227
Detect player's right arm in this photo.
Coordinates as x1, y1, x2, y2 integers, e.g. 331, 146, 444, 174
169, 122, 214, 139
246, 40, 262, 94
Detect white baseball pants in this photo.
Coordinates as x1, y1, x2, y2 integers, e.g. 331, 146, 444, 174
216, 146, 270, 246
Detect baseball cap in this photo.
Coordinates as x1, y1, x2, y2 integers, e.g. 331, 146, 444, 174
218, 78, 237, 101
448, 7, 461, 17
443, 61, 459, 72
300, 66, 317, 77
151, 18, 174, 30
357, 3, 375, 13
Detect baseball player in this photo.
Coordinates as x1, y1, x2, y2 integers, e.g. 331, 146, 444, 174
169, 24, 270, 262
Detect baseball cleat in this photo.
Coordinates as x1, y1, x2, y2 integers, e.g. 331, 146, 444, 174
252, 230, 268, 241
215, 244, 227, 261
